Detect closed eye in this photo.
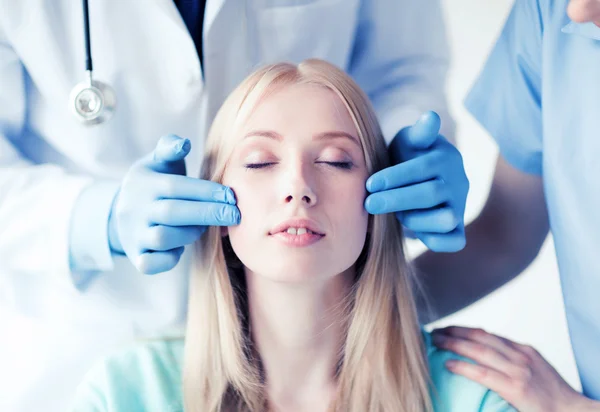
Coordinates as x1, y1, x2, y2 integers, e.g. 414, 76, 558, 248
317, 161, 353, 170
244, 162, 277, 169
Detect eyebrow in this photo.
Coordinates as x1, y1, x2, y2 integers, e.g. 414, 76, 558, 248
243, 130, 361, 146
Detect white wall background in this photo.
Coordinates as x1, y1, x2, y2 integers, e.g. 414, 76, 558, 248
406, 0, 581, 390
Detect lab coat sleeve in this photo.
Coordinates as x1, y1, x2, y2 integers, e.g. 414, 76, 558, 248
464, 0, 543, 175
348, 0, 455, 145
0, 22, 116, 289
68, 181, 121, 288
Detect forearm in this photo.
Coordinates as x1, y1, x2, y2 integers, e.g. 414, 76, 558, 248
414, 216, 534, 324
577, 398, 600, 411
414, 156, 550, 323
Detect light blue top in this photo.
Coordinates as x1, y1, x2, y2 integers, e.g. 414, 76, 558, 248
464, 0, 600, 400
69, 332, 514, 412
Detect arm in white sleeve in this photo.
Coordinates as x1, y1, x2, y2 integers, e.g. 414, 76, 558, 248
348, 0, 455, 144
68, 180, 121, 288
0, 20, 119, 290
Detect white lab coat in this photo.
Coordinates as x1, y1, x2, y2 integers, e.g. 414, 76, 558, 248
0, 0, 452, 411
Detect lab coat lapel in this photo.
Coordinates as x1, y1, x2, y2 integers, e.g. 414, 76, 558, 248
151, 0, 193, 35
204, 0, 227, 37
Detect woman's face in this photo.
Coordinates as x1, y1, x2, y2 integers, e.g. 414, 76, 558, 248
223, 83, 370, 282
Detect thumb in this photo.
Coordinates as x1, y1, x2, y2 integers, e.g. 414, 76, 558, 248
405, 111, 441, 150
147, 134, 191, 175
153, 134, 191, 163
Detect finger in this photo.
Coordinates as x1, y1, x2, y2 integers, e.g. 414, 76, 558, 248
397, 206, 458, 234
149, 199, 241, 227
153, 134, 191, 162
414, 226, 466, 252
568, 0, 600, 23
135, 247, 185, 275
366, 150, 443, 193
433, 334, 519, 378
434, 326, 528, 365
405, 111, 441, 150
141, 225, 205, 252
144, 135, 191, 174
364, 179, 449, 214
445, 360, 515, 401
155, 175, 236, 204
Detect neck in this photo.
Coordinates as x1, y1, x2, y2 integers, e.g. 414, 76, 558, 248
246, 269, 353, 410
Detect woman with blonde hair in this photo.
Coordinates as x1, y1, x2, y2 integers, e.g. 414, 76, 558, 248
70, 59, 514, 412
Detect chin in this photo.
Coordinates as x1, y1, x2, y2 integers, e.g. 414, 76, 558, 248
271, 268, 326, 283
251, 262, 331, 284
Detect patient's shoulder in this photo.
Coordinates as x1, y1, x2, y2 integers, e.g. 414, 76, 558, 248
423, 331, 516, 412
70, 338, 185, 412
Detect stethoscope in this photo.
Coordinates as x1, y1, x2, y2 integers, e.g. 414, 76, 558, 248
69, 0, 116, 125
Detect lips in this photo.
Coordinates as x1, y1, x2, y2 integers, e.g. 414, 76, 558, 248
269, 218, 325, 236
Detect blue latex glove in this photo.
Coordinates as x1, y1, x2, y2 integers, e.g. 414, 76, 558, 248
365, 111, 469, 252
108, 134, 240, 274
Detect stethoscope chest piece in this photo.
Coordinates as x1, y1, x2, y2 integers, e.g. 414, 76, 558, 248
70, 72, 116, 125
71, 0, 117, 126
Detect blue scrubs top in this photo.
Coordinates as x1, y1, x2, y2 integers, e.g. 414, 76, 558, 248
465, 0, 600, 399
68, 332, 514, 411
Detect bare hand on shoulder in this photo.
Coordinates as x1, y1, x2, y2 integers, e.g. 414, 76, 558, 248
431, 326, 600, 412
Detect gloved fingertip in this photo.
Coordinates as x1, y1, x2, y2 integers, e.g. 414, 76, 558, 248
153, 135, 191, 162
364, 195, 385, 215
232, 207, 241, 225
217, 205, 241, 226
366, 175, 384, 193
407, 111, 441, 149
418, 111, 441, 129
212, 187, 236, 204
363, 197, 372, 214
225, 187, 236, 205
173, 138, 191, 156
365, 176, 374, 192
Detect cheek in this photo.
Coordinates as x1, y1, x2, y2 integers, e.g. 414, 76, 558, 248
323, 177, 369, 270
337, 175, 367, 210
325, 176, 369, 233
223, 173, 269, 240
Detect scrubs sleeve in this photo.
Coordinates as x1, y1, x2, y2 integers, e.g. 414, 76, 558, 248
348, 0, 455, 145
464, 0, 544, 175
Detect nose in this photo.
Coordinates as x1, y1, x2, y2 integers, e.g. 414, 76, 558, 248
282, 163, 318, 207
285, 190, 316, 206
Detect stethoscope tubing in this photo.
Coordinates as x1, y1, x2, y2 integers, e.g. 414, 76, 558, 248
83, 0, 93, 73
